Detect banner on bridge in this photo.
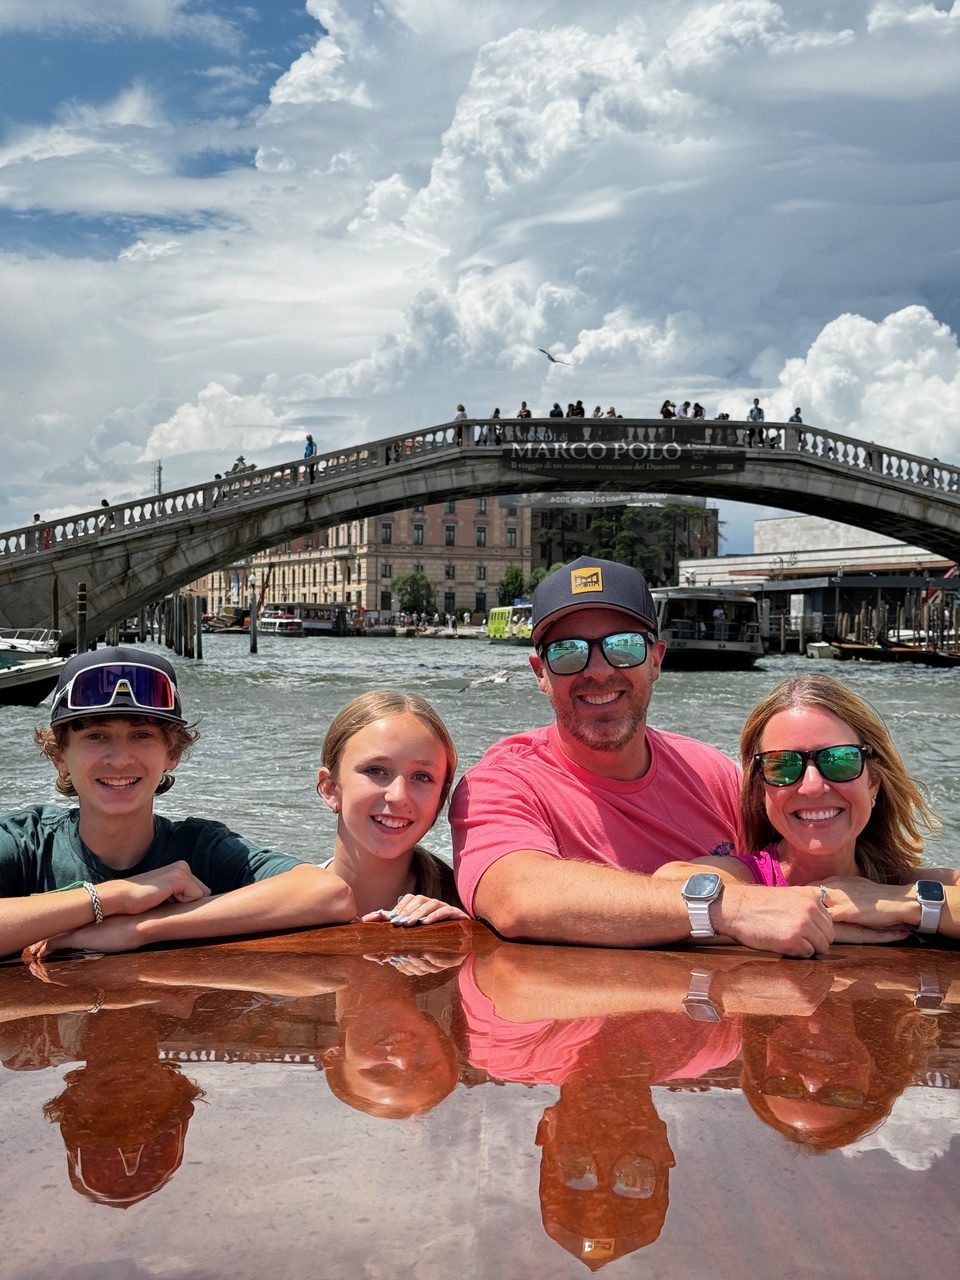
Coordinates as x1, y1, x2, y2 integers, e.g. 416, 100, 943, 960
502, 441, 746, 476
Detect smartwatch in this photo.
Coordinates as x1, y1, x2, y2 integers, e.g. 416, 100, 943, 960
914, 970, 947, 1014
682, 968, 722, 1022
682, 872, 723, 938
915, 880, 945, 934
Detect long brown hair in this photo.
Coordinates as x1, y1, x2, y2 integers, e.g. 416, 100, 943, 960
739, 675, 940, 882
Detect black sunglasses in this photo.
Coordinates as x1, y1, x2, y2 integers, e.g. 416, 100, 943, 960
754, 744, 870, 788
538, 631, 650, 675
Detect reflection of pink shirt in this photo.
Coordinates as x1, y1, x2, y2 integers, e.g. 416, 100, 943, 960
458, 955, 741, 1087
727, 843, 789, 887
450, 724, 741, 915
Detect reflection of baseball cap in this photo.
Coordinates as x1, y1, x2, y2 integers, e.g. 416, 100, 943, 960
50, 646, 186, 728
65, 1119, 191, 1208
538, 1115, 673, 1270
531, 558, 658, 644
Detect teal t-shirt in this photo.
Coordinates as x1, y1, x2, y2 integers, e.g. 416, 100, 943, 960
0, 805, 303, 897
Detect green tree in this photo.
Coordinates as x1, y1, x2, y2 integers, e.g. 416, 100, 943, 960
499, 564, 527, 604
393, 570, 435, 615
589, 504, 718, 586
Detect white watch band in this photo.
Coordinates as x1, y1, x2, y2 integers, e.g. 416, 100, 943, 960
686, 899, 717, 938
916, 890, 943, 934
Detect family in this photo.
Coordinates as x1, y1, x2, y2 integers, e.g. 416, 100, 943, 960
2, 556, 957, 959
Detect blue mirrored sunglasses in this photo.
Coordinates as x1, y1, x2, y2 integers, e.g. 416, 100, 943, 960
539, 631, 650, 675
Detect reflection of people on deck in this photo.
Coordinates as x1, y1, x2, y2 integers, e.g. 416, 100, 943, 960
740, 966, 945, 1153
322, 954, 463, 1120
459, 947, 743, 1269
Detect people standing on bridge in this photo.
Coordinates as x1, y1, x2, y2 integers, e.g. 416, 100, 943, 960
1, 648, 356, 959
304, 433, 318, 481
550, 402, 564, 419
692, 403, 705, 419
676, 401, 691, 419
659, 400, 675, 418
788, 407, 803, 423
592, 405, 603, 418
747, 398, 765, 446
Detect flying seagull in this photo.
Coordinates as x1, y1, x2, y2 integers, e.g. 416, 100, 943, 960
538, 348, 570, 365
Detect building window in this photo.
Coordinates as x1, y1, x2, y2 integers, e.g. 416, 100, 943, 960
382, 563, 392, 578
475, 497, 487, 514
444, 591, 456, 614
475, 591, 487, 614
413, 523, 424, 545
412, 504, 425, 513
414, 563, 424, 574
504, 504, 518, 517
380, 590, 392, 612
506, 526, 518, 548
476, 565, 486, 581
445, 524, 456, 546
476, 526, 487, 548
381, 522, 392, 544
444, 564, 456, 580
444, 500, 457, 515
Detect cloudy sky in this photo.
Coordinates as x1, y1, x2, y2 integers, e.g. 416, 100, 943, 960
1, 0, 959, 552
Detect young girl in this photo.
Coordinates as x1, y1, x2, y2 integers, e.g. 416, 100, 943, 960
316, 691, 468, 925
1, 646, 354, 958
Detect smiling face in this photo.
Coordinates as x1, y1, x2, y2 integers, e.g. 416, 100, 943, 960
318, 713, 448, 863
530, 606, 665, 776
759, 705, 879, 873
51, 718, 179, 821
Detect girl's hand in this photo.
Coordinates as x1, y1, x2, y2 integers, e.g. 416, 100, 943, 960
361, 894, 470, 926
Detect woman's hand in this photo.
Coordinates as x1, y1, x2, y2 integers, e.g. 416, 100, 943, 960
27, 915, 146, 959
822, 878, 918, 930
361, 894, 470, 926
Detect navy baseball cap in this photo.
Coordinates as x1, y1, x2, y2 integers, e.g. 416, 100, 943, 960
531, 557, 659, 644
50, 646, 186, 727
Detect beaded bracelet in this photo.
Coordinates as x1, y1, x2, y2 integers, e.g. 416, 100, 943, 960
81, 881, 104, 925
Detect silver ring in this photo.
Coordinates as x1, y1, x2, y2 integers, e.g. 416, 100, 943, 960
818, 885, 828, 905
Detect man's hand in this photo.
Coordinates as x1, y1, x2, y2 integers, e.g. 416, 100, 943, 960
99, 863, 210, 917
716, 884, 835, 957
28, 915, 147, 959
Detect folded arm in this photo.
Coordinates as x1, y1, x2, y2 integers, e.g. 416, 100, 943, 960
472, 850, 839, 957
1, 861, 211, 958
28, 864, 357, 957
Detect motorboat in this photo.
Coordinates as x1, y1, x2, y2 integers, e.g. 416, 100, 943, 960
487, 600, 533, 646
0, 626, 62, 659
257, 610, 304, 637
653, 587, 765, 670
0, 653, 67, 705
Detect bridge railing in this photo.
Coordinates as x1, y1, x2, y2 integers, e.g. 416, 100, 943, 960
2, 418, 957, 561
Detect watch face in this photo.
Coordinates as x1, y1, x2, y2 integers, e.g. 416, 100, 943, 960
917, 880, 946, 904
684, 872, 721, 901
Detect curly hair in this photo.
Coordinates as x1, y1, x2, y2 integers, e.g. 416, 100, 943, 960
35, 716, 200, 798
739, 674, 940, 883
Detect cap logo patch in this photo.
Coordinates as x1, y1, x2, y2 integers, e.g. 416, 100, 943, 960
570, 566, 603, 595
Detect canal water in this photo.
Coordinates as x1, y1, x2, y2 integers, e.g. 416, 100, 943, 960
2, 634, 958, 866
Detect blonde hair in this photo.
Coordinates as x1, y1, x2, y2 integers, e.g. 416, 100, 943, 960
321, 690, 461, 906
35, 717, 199, 798
739, 675, 940, 882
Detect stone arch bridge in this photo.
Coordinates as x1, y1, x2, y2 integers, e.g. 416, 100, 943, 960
1, 417, 957, 647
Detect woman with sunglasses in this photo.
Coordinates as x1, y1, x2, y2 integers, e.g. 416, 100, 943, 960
0, 647, 356, 958
657, 674, 959, 941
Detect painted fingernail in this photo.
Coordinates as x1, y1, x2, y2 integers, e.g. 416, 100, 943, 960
392, 916, 409, 926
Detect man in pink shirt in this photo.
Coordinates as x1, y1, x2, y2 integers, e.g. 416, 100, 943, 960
450, 557, 837, 955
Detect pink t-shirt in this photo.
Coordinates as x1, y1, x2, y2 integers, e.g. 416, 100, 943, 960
458, 955, 741, 1086
727, 843, 789, 887
450, 724, 741, 915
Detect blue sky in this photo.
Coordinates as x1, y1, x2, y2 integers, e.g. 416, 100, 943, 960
1, 0, 959, 553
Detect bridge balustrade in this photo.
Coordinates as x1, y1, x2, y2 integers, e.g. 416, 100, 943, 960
1, 418, 957, 562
